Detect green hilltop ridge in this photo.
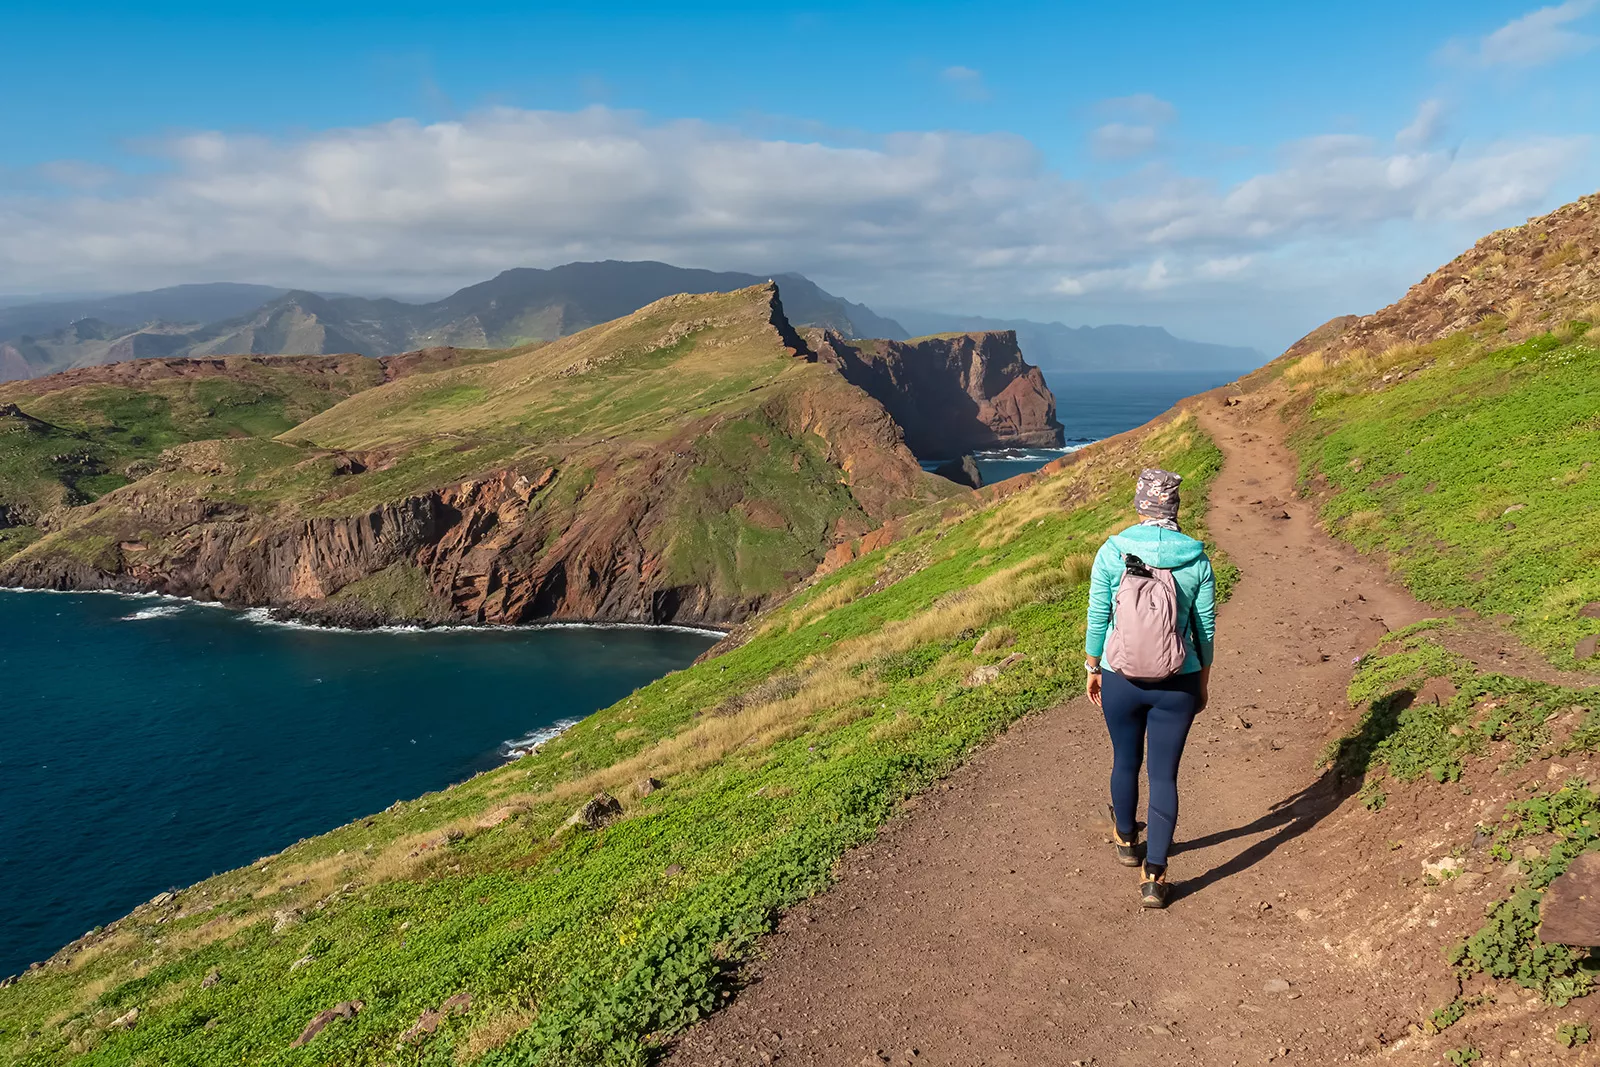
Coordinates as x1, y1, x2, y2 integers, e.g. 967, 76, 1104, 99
3, 192, 1600, 1065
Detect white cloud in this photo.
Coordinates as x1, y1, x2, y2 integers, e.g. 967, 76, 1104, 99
940, 66, 990, 101
0, 105, 1588, 348
1090, 123, 1161, 160
1396, 99, 1447, 149
1472, 0, 1598, 67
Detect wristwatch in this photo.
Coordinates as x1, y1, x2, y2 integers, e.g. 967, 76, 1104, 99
1084, 659, 1102, 675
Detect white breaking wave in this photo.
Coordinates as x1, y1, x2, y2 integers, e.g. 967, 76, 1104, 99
502, 718, 582, 759
971, 442, 1095, 462
121, 604, 183, 621
236, 608, 726, 638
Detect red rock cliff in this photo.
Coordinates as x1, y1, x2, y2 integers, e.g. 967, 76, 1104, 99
813, 330, 1064, 457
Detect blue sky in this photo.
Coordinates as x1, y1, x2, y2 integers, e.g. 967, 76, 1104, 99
2, 0, 1597, 351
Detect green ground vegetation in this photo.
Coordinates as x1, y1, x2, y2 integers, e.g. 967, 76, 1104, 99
327, 562, 455, 621
1328, 625, 1600, 1011
654, 415, 869, 597
0, 411, 1226, 1067
0, 359, 386, 543
1285, 323, 1600, 666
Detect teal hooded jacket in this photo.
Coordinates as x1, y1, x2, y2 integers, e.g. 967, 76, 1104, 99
1084, 523, 1217, 675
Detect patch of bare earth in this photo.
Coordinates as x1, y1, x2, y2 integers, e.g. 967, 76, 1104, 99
663, 391, 1594, 1066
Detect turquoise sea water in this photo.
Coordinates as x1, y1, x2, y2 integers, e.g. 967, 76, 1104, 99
0, 592, 715, 978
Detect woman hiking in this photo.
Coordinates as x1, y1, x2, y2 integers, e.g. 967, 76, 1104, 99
1084, 468, 1216, 909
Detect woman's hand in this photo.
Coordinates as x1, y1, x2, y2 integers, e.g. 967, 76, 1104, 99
1087, 670, 1103, 707
1197, 665, 1212, 713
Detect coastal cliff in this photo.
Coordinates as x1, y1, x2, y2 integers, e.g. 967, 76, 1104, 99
814, 329, 1064, 457
0, 285, 968, 627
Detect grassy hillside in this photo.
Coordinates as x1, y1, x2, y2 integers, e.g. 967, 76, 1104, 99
0, 357, 386, 551
1282, 321, 1599, 666
0, 407, 1224, 1066
1, 286, 950, 625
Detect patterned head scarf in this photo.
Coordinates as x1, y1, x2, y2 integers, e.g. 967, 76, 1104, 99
1134, 468, 1182, 525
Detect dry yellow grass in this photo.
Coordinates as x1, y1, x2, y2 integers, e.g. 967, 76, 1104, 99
1341, 509, 1385, 532
253, 851, 358, 901
868, 712, 922, 743
155, 910, 262, 958
1284, 351, 1327, 381
460, 662, 879, 826
787, 572, 872, 631
1061, 551, 1095, 585
454, 1003, 541, 1063
832, 562, 1037, 671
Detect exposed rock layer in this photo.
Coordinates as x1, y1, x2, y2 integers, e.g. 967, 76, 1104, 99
814, 330, 1064, 457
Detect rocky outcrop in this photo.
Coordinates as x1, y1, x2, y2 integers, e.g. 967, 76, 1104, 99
813, 330, 1063, 458
1283, 191, 1600, 366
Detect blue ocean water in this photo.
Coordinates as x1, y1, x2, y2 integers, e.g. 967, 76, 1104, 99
932, 369, 1246, 483
0, 592, 715, 977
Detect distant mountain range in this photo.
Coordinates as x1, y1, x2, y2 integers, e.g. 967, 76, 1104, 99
886, 310, 1262, 374
0, 261, 1260, 381
0, 265, 906, 382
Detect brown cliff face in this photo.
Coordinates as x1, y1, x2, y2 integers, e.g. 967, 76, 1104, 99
814, 330, 1064, 457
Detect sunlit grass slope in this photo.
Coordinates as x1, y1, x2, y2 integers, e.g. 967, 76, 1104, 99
1281, 319, 1600, 666
0, 411, 1225, 1067
0, 357, 385, 556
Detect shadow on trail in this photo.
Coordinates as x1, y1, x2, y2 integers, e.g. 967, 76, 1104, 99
1168, 685, 1413, 901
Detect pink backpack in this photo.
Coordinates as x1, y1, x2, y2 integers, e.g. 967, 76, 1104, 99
1104, 553, 1187, 682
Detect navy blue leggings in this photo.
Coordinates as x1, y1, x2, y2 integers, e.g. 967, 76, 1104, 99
1102, 669, 1201, 869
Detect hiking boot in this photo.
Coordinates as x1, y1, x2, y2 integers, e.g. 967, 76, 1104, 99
1106, 804, 1143, 867
1140, 867, 1171, 909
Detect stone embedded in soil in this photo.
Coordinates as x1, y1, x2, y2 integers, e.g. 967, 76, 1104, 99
1539, 853, 1600, 945
290, 1000, 363, 1048
635, 776, 662, 798
1263, 978, 1291, 994
108, 1008, 138, 1030
963, 665, 1000, 687
1423, 856, 1464, 878
564, 792, 623, 832
399, 993, 471, 1044
201, 968, 220, 988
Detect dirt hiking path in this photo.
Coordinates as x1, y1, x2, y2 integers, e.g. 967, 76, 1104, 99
666, 392, 1447, 1067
